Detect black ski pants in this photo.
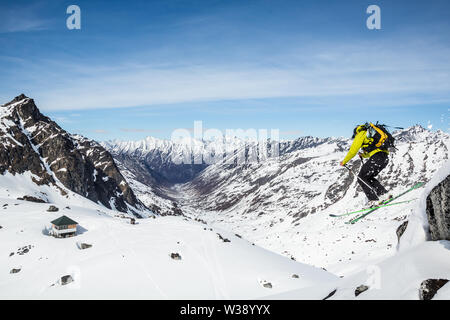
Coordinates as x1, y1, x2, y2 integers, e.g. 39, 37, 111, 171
358, 151, 389, 201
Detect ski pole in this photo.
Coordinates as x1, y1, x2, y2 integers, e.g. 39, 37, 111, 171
343, 163, 377, 194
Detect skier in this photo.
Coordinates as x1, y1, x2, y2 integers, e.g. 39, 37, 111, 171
340, 123, 392, 207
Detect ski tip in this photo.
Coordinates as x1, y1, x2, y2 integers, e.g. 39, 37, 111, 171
329, 214, 338, 217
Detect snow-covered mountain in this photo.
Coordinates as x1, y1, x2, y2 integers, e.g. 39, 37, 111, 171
176, 126, 449, 274
0, 95, 148, 216
1, 94, 449, 299
102, 135, 329, 214
105, 125, 450, 276
179, 126, 448, 217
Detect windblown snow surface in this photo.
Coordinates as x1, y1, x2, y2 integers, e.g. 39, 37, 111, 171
268, 161, 450, 299
0, 172, 336, 299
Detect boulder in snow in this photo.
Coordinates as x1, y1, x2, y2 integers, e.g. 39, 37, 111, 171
170, 253, 182, 260
60, 275, 74, 286
77, 242, 92, 250
355, 285, 369, 297
419, 279, 449, 300
10, 268, 21, 274
47, 205, 59, 212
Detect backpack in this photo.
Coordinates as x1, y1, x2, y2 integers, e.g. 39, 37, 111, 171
362, 122, 396, 152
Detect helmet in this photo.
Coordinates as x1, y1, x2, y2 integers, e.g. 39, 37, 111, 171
352, 124, 367, 139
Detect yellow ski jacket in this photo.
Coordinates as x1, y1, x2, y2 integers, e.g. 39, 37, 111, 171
341, 129, 389, 165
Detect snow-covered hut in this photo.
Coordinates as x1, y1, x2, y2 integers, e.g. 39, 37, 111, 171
50, 215, 78, 238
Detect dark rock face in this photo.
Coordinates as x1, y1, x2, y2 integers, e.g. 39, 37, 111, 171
10, 268, 21, 274
0, 95, 147, 215
419, 279, 449, 300
426, 174, 450, 240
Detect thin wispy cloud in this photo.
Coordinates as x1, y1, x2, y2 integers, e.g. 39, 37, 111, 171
92, 129, 109, 134
18, 36, 449, 111
120, 128, 163, 133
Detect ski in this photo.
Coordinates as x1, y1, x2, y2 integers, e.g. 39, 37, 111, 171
345, 182, 425, 224
329, 198, 417, 218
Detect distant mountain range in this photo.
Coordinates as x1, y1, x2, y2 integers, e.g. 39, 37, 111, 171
103, 123, 450, 274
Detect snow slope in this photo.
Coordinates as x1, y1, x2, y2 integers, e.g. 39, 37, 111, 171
267, 241, 450, 300
0, 175, 336, 299
266, 164, 450, 300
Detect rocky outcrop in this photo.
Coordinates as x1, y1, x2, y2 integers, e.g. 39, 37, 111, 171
17, 196, 47, 203
0, 95, 147, 215
426, 174, 450, 241
396, 221, 409, 243
419, 279, 449, 300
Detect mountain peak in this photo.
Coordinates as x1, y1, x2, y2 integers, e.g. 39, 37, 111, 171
0, 95, 149, 216
1, 94, 30, 108
13, 93, 28, 101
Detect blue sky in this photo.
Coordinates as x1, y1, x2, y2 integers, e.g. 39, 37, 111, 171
1, 0, 449, 141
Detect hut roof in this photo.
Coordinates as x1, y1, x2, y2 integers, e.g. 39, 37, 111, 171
51, 215, 78, 226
